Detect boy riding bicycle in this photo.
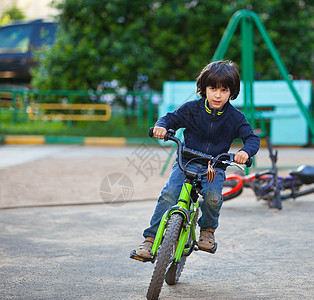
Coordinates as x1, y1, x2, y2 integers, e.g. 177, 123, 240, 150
136, 60, 260, 258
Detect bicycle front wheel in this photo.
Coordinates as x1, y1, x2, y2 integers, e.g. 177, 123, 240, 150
146, 213, 183, 300
165, 209, 198, 285
223, 175, 243, 201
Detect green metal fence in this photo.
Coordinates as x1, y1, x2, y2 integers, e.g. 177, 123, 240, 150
0, 88, 161, 136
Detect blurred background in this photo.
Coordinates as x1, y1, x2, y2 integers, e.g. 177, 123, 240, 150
0, 0, 313, 144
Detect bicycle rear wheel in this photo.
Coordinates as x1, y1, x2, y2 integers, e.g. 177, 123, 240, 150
146, 213, 183, 300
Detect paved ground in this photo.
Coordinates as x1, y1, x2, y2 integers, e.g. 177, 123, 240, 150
0, 144, 314, 299
1, 197, 314, 300
0, 144, 172, 207
1, 144, 313, 208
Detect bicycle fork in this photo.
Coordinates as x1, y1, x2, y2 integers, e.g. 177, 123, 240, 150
151, 181, 199, 263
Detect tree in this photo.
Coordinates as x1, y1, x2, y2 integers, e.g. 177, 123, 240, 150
31, 0, 313, 91
0, 6, 25, 25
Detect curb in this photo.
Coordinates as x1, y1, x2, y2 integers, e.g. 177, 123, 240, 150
2, 135, 157, 146
0, 198, 156, 210
1, 135, 307, 148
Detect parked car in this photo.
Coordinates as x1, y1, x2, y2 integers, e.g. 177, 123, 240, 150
0, 19, 57, 85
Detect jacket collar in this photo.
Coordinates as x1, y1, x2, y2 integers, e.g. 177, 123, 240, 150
204, 98, 229, 116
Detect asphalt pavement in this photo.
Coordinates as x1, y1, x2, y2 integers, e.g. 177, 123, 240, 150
1, 144, 314, 299
1, 197, 314, 300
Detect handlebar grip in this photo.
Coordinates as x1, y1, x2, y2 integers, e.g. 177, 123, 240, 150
245, 157, 253, 168
148, 127, 154, 138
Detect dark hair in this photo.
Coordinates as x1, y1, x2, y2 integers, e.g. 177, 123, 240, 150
196, 60, 240, 100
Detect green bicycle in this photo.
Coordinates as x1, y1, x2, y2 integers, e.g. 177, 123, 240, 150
130, 128, 252, 300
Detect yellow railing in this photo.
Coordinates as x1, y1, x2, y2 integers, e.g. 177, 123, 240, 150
28, 103, 111, 121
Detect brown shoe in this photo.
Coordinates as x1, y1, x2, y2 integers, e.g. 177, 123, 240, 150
135, 237, 155, 258
198, 228, 215, 250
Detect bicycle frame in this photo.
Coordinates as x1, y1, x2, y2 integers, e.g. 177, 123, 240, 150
151, 179, 199, 263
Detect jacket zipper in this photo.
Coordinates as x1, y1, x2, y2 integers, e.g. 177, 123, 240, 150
206, 109, 216, 153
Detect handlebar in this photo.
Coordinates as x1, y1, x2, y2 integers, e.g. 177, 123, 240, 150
149, 127, 252, 178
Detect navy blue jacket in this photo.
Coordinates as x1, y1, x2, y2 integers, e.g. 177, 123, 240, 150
156, 98, 260, 168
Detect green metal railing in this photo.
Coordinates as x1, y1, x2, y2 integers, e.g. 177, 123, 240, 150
0, 88, 161, 130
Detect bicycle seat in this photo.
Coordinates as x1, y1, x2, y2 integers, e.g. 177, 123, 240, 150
289, 165, 314, 184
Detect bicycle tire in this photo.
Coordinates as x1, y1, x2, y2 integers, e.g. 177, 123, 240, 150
146, 213, 183, 300
223, 179, 238, 187
223, 176, 243, 201
223, 187, 243, 201
165, 210, 199, 285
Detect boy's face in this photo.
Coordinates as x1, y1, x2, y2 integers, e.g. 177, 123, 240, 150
206, 86, 230, 110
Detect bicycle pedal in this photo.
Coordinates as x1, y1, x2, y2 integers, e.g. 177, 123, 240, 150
197, 242, 218, 254
130, 249, 154, 263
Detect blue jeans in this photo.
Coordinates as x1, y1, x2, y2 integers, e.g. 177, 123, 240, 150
143, 162, 226, 238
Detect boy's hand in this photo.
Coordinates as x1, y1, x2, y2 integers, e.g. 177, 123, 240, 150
234, 150, 249, 164
153, 126, 167, 140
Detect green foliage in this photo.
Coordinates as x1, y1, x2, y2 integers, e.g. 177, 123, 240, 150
31, 0, 313, 91
0, 6, 25, 25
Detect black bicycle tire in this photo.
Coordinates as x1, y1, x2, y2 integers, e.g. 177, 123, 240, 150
165, 210, 199, 285
281, 186, 314, 199
223, 178, 243, 201
146, 213, 183, 300
223, 179, 238, 187
223, 187, 243, 201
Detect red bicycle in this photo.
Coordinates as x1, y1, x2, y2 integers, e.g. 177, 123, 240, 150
222, 137, 314, 209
